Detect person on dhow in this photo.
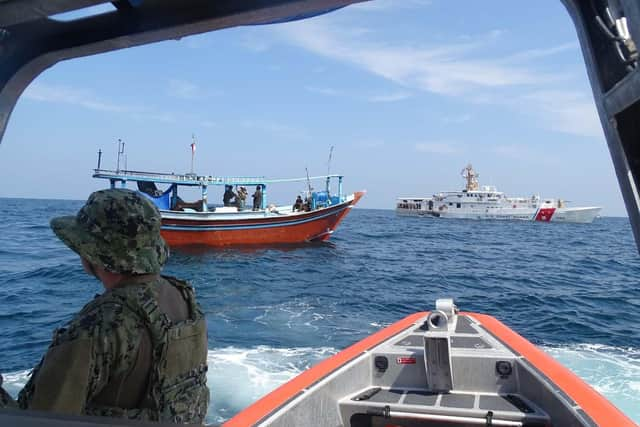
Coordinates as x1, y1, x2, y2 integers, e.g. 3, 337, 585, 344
252, 185, 263, 211
235, 186, 248, 210
0, 189, 209, 423
223, 185, 236, 207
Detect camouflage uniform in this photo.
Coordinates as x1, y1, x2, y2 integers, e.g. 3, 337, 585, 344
0, 189, 209, 423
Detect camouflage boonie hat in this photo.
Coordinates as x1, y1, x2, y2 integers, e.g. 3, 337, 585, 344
51, 189, 169, 274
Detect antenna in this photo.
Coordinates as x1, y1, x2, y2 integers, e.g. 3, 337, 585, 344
305, 167, 313, 194
116, 139, 125, 172
190, 134, 197, 174
327, 145, 334, 176
97, 149, 102, 170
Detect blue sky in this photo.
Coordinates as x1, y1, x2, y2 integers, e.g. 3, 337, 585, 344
0, 0, 627, 215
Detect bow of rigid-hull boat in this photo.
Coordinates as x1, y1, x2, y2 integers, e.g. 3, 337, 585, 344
225, 299, 634, 427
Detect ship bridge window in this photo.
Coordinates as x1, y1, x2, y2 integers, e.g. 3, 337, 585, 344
456, 203, 461, 208
449, 202, 453, 206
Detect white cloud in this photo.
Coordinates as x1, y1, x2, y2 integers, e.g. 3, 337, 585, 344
441, 114, 472, 124
183, 33, 214, 49
355, 139, 385, 148
240, 119, 308, 140
137, 111, 177, 123
415, 142, 460, 154
23, 82, 191, 124
167, 79, 202, 100
491, 144, 527, 159
23, 82, 135, 113
200, 120, 218, 128
505, 42, 578, 62
521, 90, 602, 138
368, 92, 411, 102
274, 19, 597, 138
240, 33, 273, 52
305, 86, 341, 96
276, 21, 550, 96
351, 0, 432, 11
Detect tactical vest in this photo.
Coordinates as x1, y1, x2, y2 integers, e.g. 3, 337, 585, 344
83, 276, 209, 423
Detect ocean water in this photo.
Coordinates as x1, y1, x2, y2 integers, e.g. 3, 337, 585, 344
0, 197, 639, 425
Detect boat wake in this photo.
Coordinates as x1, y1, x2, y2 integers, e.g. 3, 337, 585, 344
204, 346, 337, 425
2, 344, 638, 425
543, 344, 640, 420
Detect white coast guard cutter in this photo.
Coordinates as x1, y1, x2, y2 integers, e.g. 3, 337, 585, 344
396, 165, 602, 223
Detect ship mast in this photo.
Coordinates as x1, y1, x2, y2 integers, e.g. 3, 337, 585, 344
461, 164, 479, 191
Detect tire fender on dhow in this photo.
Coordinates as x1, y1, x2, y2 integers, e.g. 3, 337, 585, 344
470, 313, 636, 427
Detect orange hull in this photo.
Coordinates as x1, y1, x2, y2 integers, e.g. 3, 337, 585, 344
161, 191, 365, 247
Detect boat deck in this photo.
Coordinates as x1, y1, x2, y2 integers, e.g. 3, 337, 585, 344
343, 389, 546, 426
335, 313, 553, 427
337, 313, 551, 426
237, 302, 613, 427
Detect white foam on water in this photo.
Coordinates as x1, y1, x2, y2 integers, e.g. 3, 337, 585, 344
2, 344, 638, 425
205, 346, 336, 425
543, 344, 640, 423
2, 370, 30, 397
0, 346, 336, 426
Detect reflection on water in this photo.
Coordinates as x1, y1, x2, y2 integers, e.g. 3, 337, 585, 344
170, 240, 336, 256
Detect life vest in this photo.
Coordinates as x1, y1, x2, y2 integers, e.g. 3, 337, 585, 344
83, 276, 209, 423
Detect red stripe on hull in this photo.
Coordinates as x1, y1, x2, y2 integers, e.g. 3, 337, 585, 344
535, 207, 555, 222
161, 191, 364, 247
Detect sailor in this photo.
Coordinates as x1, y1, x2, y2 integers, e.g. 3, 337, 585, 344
236, 186, 248, 210
252, 185, 263, 211
293, 195, 303, 211
0, 189, 209, 423
223, 185, 236, 207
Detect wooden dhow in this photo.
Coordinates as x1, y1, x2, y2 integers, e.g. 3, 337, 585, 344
93, 168, 364, 247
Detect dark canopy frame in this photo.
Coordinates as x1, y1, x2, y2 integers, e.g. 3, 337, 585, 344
560, 0, 640, 251
1, 2, 640, 425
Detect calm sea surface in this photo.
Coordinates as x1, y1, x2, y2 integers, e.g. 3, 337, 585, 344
1, 198, 639, 424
